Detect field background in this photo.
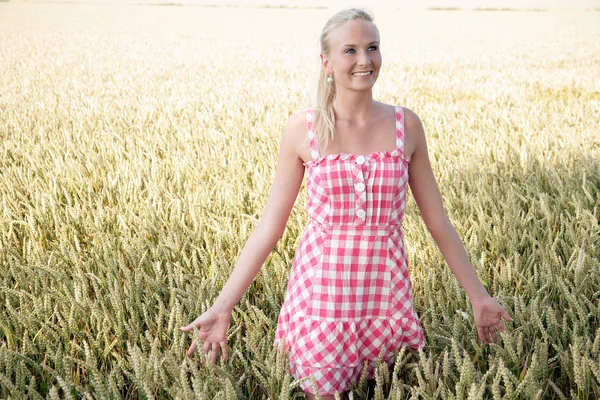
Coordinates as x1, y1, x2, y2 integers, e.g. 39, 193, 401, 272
4, 0, 600, 10
1, 1, 599, 399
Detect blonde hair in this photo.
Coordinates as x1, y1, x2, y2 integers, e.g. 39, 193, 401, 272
315, 8, 376, 150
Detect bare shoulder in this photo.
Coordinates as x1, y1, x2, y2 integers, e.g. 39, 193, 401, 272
403, 107, 424, 136
284, 109, 308, 136
281, 109, 311, 163
402, 107, 426, 157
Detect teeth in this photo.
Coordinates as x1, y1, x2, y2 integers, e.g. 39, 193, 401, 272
353, 72, 371, 76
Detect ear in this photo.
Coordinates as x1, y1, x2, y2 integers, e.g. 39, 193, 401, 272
320, 54, 332, 75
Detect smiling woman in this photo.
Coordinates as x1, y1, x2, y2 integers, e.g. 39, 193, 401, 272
314, 9, 382, 152
181, 7, 512, 400
1, 1, 599, 398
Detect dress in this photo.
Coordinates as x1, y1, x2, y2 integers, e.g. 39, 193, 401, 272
273, 106, 426, 396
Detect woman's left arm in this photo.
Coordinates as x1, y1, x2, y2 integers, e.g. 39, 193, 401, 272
404, 108, 513, 344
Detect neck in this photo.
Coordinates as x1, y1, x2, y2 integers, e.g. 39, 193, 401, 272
332, 87, 374, 122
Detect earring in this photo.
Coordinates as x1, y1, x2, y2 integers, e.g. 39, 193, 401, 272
327, 75, 333, 84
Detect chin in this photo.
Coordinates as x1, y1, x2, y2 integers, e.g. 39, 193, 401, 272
356, 81, 377, 90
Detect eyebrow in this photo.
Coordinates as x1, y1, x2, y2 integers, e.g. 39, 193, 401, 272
342, 41, 380, 47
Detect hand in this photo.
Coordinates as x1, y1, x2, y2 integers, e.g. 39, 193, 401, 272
470, 295, 513, 344
180, 307, 232, 364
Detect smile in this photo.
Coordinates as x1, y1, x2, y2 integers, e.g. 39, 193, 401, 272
352, 71, 372, 77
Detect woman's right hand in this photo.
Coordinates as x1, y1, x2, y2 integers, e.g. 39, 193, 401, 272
180, 307, 232, 364
178, 112, 306, 365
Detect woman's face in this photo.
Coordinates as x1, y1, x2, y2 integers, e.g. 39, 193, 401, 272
322, 19, 381, 92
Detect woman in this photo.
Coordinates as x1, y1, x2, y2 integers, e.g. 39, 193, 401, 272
182, 8, 512, 399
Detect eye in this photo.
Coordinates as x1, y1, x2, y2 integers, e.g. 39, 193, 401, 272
345, 48, 355, 54
369, 45, 378, 51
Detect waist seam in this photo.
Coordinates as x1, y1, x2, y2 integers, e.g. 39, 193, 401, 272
307, 219, 402, 236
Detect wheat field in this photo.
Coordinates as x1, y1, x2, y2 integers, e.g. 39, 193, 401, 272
0, 2, 599, 399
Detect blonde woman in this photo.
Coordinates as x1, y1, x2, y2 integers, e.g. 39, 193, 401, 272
182, 8, 512, 399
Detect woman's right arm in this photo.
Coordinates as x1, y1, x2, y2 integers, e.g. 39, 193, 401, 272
180, 112, 307, 364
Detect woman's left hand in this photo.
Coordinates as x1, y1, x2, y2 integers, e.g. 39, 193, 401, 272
470, 295, 513, 344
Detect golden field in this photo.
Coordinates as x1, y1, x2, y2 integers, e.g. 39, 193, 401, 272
0, 2, 599, 399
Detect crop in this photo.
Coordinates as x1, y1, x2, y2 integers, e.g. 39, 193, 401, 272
0, 3, 599, 399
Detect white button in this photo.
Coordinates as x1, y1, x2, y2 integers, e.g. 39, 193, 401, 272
355, 155, 366, 164
355, 182, 365, 192
356, 209, 366, 218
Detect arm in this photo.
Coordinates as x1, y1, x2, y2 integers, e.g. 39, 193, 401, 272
211, 115, 306, 314
181, 112, 307, 362
404, 108, 512, 343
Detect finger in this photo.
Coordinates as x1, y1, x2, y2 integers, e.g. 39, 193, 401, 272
187, 339, 198, 356
211, 342, 218, 365
489, 326, 499, 343
200, 341, 210, 365
477, 326, 486, 342
483, 328, 492, 343
496, 320, 507, 333
220, 342, 228, 361
180, 316, 203, 332
501, 310, 513, 322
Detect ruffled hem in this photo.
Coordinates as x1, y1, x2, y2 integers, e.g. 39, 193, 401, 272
289, 358, 374, 396
303, 149, 411, 168
273, 310, 425, 368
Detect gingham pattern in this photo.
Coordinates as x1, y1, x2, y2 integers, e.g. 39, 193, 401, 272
290, 356, 398, 396
274, 106, 425, 396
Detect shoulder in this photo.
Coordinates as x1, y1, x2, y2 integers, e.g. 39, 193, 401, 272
402, 107, 426, 142
279, 109, 311, 161
282, 109, 310, 142
401, 107, 423, 133
400, 107, 426, 157
285, 109, 309, 130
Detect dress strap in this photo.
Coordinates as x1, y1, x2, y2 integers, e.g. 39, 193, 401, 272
306, 109, 321, 161
394, 106, 406, 154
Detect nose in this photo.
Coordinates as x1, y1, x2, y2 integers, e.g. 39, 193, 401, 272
358, 50, 371, 66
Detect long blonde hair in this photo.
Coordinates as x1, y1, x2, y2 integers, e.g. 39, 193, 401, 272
315, 8, 376, 150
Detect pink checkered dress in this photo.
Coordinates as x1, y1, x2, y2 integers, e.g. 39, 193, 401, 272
273, 106, 425, 396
